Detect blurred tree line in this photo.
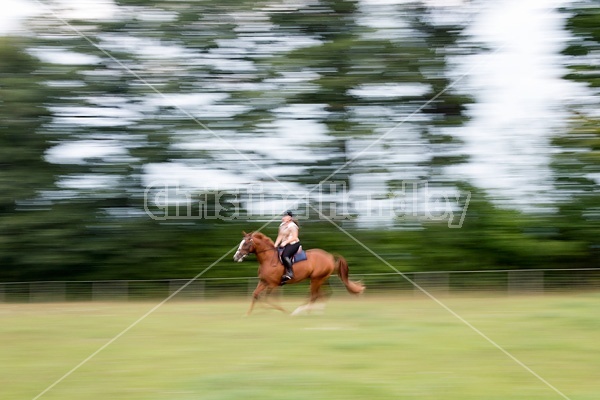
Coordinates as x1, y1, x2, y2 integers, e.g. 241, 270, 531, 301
0, 0, 598, 282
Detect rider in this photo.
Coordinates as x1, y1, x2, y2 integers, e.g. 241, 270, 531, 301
274, 210, 300, 283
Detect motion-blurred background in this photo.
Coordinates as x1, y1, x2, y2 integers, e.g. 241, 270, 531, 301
0, 0, 598, 284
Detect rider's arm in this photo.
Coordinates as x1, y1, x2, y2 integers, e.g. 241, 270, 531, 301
274, 231, 283, 247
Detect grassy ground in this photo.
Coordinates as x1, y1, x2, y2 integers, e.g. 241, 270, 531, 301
1, 292, 598, 400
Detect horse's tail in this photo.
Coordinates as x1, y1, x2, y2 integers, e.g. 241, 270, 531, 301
335, 256, 365, 295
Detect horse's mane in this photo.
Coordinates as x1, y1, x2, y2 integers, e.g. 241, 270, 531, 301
251, 232, 274, 246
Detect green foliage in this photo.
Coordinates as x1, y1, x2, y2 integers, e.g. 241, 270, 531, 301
552, 1, 600, 269
0, 1, 598, 283
415, 186, 588, 271
562, 3, 600, 87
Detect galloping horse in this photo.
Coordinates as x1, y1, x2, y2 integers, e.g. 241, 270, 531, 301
233, 231, 364, 315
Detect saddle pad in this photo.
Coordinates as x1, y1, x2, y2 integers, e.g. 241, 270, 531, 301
293, 248, 307, 263
278, 246, 307, 264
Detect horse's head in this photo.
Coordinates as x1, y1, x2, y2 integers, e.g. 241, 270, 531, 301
233, 231, 256, 262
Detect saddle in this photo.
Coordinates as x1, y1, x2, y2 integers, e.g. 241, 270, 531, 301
277, 246, 307, 265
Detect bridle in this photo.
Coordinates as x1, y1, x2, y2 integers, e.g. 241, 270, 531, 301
238, 236, 277, 260
233, 233, 283, 269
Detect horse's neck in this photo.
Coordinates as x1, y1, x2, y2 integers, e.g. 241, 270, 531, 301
255, 241, 278, 267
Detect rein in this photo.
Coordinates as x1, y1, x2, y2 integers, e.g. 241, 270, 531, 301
249, 238, 279, 267
246, 235, 277, 255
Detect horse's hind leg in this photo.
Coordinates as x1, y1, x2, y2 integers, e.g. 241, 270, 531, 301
291, 277, 327, 316
310, 276, 329, 303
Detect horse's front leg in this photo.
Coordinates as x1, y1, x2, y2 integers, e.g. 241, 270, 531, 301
264, 287, 287, 313
247, 280, 267, 316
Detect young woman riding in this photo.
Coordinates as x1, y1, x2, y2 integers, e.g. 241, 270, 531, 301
273, 210, 300, 283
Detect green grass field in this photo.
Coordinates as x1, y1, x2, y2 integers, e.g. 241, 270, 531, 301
1, 292, 599, 400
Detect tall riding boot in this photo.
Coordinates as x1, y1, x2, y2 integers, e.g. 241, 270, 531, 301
282, 257, 294, 282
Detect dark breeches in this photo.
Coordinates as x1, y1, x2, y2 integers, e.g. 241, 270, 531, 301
281, 242, 301, 267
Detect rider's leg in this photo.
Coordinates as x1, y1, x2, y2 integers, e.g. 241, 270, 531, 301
280, 243, 299, 281
282, 256, 294, 280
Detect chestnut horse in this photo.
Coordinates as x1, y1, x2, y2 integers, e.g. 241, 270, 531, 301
233, 231, 364, 315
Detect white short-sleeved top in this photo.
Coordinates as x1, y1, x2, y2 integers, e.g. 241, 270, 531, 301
279, 221, 299, 245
